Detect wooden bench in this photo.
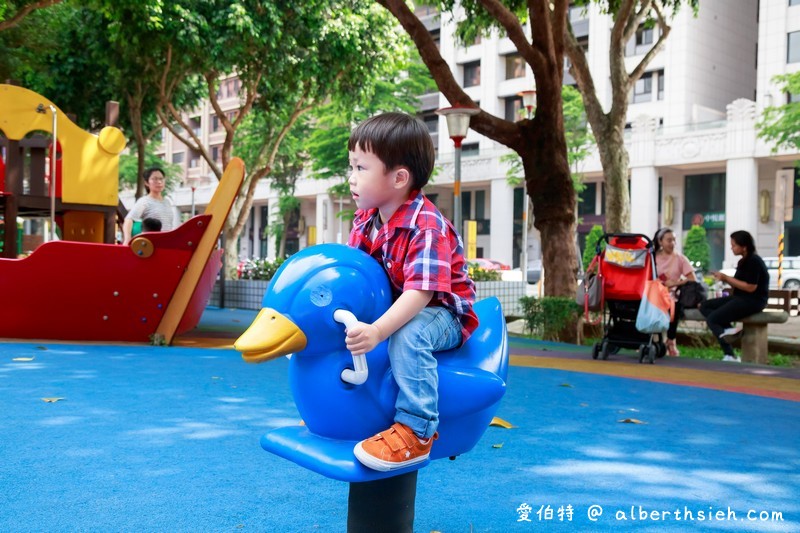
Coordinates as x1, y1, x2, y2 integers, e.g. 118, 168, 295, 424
766, 289, 799, 316
683, 308, 789, 364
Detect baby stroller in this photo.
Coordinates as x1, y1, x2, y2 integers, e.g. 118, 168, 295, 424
588, 233, 666, 364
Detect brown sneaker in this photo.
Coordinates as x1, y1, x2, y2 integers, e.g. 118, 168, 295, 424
353, 423, 437, 471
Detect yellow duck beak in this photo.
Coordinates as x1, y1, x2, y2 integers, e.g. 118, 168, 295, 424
234, 308, 308, 364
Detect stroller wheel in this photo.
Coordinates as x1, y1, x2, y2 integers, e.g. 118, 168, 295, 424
656, 342, 667, 359
592, 343, 601, 360
638, 346, 647, 364
600, 341, 610, 360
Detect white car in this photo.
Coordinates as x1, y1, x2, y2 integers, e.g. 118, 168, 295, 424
719, 256, 800, 290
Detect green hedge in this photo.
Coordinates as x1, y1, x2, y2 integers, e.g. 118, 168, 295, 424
519, 296, 581, 342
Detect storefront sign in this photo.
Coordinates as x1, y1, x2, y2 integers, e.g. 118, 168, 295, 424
683, 211, 725, 229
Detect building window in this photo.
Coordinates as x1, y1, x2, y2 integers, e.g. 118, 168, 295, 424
788, 31, 800, 63
632, 72, 653, 103
792, 0, 800, 6
504, 53, 526, 80
430, 28, 440, 49
627, 24, 655, 56
789, 93, 800, 103
578, 182, 597, 216
475, 190, 486, 219
657, 69, 665, 100
211, 145, 221, 164
504, 96, 523, 121
462, 142, 479, 156
172, 152, 185, 164
463, 61, 481, 87
211, 115, 220, 133
569, 3, 588, 23
636, 26, 654, 47
422, 112, 438, 134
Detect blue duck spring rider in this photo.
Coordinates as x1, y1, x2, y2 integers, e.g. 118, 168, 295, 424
234, 244, 509, 482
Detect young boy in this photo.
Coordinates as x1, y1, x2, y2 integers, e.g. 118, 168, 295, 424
345, 112, 478, 471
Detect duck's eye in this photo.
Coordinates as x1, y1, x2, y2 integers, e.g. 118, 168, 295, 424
310, 286, 333, 307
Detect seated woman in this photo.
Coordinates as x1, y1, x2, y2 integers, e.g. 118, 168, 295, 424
653, 228, 696, 356
700, 230, 769, 363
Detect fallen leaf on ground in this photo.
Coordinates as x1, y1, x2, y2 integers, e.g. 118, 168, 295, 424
36, 346, 48, 351
618, 418, 646, 424
42, 398, 65, 403
12, 357, 34, 362
580, 403, 589, 407
489, 417, 517, 429
559, 383, 573, 388
492, 443, 504, 449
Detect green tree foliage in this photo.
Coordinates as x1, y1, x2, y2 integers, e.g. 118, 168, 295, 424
758, 72, 800, 154
306, 49, 435, 183
118, 147, 182, 193
0, 0, 61, 33
1, 3, 116, 129
683, 225, 710, 273
582, 224, 605, 271
124, 1, 409, 273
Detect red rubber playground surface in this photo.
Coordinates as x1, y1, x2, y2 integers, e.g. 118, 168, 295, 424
1, 307, 798, 531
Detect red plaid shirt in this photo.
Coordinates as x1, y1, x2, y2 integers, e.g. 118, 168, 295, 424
348, 191, 478, 344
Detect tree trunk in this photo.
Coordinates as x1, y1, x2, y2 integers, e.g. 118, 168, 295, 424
126, 93, 146, 199
223, 224, 238, 280
519, 118, 579, 343
595, 126, 630, 233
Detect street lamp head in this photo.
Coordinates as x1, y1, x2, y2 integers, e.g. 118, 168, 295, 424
518, 90, 537, 119
436, 105, 480, 147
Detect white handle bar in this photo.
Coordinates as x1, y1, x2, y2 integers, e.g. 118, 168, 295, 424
333, 309, 368, 385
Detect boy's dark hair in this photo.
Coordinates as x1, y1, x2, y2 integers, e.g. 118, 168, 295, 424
142, 218, 162, 232
348, 112, 435, 191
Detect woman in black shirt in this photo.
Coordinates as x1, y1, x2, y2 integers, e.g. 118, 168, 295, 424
700, 230, 769, 362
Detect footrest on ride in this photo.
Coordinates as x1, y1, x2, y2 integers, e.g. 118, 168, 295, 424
261, 426, 429, 482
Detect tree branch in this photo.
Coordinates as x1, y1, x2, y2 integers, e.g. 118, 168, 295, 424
0, 0, 61, 32
375, 0, 519, 146
628, 2, 672, 88
564, 24, 607, 135
476, 0, 545, 73
622, 0, 653, 43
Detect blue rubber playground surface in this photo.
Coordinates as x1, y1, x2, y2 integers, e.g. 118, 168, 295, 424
1, 308, 798, 531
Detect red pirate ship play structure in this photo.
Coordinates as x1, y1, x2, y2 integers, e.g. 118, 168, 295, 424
0, 84, 243, 343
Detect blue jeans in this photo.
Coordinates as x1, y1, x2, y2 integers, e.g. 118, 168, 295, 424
388, 306, 462, 439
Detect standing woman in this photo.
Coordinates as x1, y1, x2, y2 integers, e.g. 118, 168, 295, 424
700, 230, 769, 362
653, 228, 697, 356
122, 167, 182, 245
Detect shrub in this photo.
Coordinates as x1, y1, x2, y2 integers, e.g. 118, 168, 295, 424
684, 225, 711, 273
582, 224, 605, 271
469, 265, 502, 281
519, 296, 581, 342
237, 257, 285, 280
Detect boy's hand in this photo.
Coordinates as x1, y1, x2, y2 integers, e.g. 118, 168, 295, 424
345, 322, 382, 355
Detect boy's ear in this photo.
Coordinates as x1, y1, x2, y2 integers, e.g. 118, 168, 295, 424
392, 167, 411, 190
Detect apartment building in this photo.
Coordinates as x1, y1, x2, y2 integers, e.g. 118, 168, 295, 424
145, 0, 800, 276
